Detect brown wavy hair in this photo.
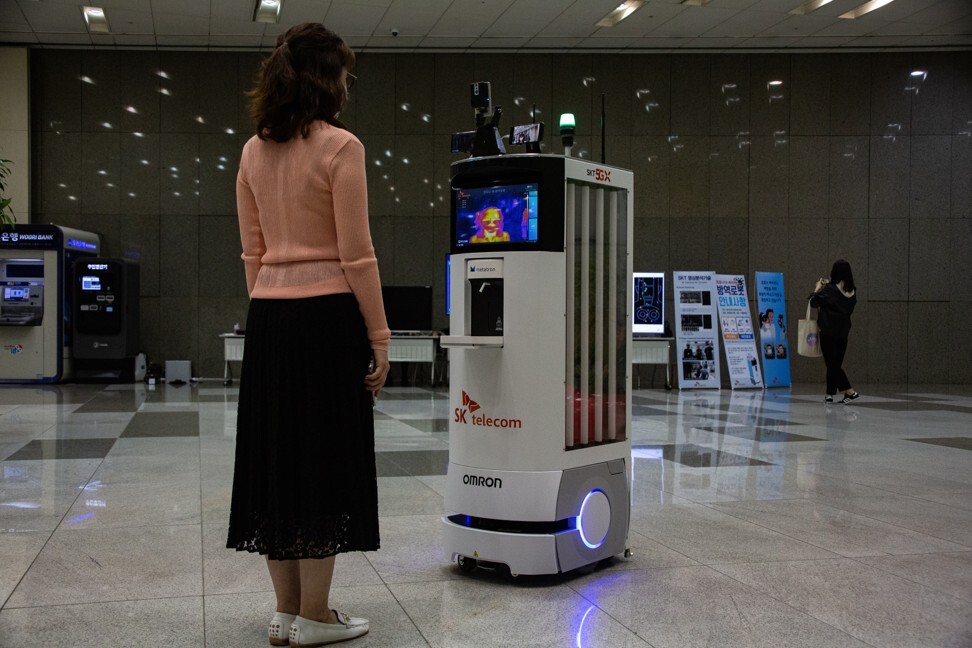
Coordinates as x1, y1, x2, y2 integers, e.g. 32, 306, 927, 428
247, 23, 355, 142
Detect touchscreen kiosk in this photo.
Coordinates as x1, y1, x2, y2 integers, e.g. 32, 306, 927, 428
633, 272, 665, 335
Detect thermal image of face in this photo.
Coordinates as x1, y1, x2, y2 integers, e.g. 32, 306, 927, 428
471, 206, 510, 243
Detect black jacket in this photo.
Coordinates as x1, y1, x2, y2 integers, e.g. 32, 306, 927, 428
809, 284, 856, 339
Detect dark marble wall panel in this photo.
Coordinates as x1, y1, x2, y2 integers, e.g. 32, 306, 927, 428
908, 219, 950, 302
869, 53, 912, 137
948, 219, 972, 302
33, 51, 82, 134
788, 136, 828, 221
709, 137, 748, 219
630, 55, 671, 137
952, 135, 972, 219
39, 131, 82, 215
198, 215, 246, 298
81, 132, 121, 215
907, 302, 948, 385
910, 135, 951, 219
511, 54, 553, 133
117, 52, 161, 134
158, 52, 203, 134
120, 133, 161, 215
630, 135, 670, 220
159, 214, 199, 298
671, 56, 710, 137
865, 301, 908, 384
396, 54, 435, 136
790, 55, 829, 136
392, 216, 434, 286
947, 301, 972, 383
710, 56, 749, 137
120, 214, 160, 298
198, 133, 241, 216
911, 52, 953, 136
867, 219, 909, 301
354, 54, 396, 135
434, 54, 475, 136
28, 50, 972, 382
551, 55, 595, 136
830, 55, 871, 136
393, 134, 434, 218
159, 133, 200, 215
749, 136, 788, 221
749, 54, 789, 138
593, 55, 634, 138
634, 218, 670, 273
669, 136, 709, 219
828, 136, 868, 220
868, 135, 910, 220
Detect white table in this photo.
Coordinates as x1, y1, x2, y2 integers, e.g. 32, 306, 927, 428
219, 333, 245, 385
389, 332, 440, 386
632, 337, 673, 389
218, 332, 440, 386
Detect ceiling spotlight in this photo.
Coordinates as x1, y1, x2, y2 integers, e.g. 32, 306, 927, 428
253, 0, 282, 24
596, 1, 644, 27
82, 6, 110, 33
839, 0, 895, 19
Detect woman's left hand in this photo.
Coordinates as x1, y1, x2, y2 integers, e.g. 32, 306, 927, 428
365, 348, 390, 401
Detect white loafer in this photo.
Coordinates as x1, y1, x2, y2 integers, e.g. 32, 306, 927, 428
289, 611, 369, 647
269, 612, 296, 646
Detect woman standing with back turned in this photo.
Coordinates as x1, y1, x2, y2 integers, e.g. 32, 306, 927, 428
809, 260, 859, 404
226, 23, 390, 647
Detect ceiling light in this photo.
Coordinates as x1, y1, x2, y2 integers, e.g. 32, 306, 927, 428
81, 6, 110, 33
910, 70, 927, 78
681, 0, 710, 6
596, 1, 644, 27
789, 0, 834, 15
253, 0, 282, 24
839, 0, 894, 19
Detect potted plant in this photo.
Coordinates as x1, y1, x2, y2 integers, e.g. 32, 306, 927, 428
0, 158, 15, 226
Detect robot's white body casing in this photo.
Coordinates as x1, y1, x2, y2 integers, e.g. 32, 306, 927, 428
442, 155, 633, 576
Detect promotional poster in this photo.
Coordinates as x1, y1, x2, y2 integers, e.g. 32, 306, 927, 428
754, 271, 791, 387
673, 271, 720, 389
715, 274, 764, 389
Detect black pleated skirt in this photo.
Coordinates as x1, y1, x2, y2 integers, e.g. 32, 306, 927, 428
226, 293, 379, 560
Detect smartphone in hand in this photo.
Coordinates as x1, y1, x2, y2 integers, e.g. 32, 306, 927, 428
367, 357, 377, 407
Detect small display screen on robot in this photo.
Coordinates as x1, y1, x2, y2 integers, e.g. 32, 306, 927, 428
455, 183, 539, 247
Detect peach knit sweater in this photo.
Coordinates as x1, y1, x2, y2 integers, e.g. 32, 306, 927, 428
236, 121, 390, 351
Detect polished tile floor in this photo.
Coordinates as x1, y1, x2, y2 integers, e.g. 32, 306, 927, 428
1, 382, 971, 647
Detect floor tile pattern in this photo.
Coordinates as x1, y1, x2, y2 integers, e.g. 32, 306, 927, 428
1, 382, 971, 647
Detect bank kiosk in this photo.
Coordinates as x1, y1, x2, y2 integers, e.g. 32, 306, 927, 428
441, 154, 634, 576
0, 225, 101, 383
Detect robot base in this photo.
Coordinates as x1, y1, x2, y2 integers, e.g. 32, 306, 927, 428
442, 461, 630, 577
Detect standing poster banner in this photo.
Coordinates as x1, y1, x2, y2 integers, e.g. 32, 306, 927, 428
754, 271, 791, 387
673, 271, 720, 389
715, 274, 763, 389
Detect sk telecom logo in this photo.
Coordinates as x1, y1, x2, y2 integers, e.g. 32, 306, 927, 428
454, 390, 522, 429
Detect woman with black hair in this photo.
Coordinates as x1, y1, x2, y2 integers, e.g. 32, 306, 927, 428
809, 260, 859, 404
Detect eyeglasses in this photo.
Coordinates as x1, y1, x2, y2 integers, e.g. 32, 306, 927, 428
346, 72, 357, 90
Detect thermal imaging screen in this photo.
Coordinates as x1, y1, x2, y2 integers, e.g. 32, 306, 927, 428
633, 272, 665, 334
455, 183, 539, 247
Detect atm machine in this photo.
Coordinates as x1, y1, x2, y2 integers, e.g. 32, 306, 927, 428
441, 154, 634, 576
73, 258, 142, 381
0, 225, 101, 382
